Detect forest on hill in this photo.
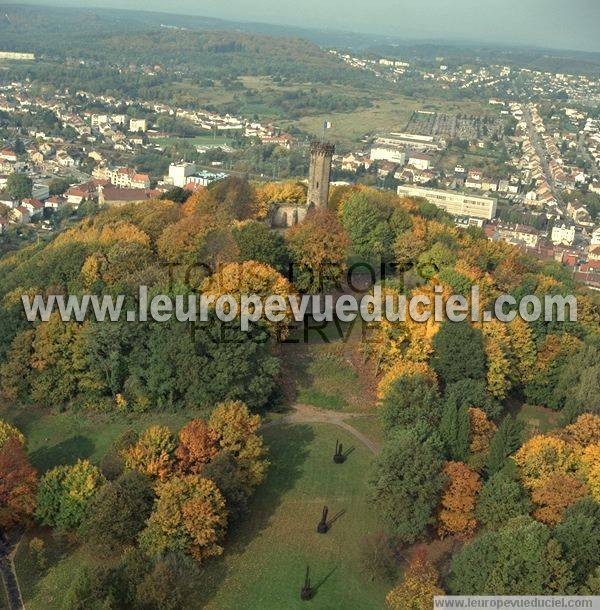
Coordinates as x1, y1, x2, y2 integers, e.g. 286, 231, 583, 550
0, 180, 599, 607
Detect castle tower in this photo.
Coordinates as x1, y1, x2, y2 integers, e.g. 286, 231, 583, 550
307, 141, 335, 209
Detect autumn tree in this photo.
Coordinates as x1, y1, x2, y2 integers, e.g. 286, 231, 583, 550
208, 401, 268, 492
139, 475, 227, 562
0, 437, 37, 527
513, 435, 579, 490
386, 548, 444, 610
468, 407, 497, 469
560, 413, 600, 447
123, 425, 176, 481
482, 320, 512, 399
201, 261, 294, 335
208, 176, 255, 220
437, 461, 482, 538
530, 473, 589, 525
580, 443, 600, 502
36, 460, 105, 530
286, 208, 349, 293
175, 419, 219, 475
254, 181, 306, 219
0, 419, 26, 448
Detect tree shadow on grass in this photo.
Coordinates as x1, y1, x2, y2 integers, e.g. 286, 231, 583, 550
193, 423, 315, 607
29, 435, 95, 471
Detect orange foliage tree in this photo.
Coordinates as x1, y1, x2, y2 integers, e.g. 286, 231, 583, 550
531, 473, 589, 525
123, 425, 176, 481
437, 461, 482, 538
386, 548, 444, 609
175, 419, 219, 475
208, 401, 268, 492
513, 435, 580, 490
469, 408, 497, 456
0, 437, 37, 527
201, 261, 295, 335
139, 475, 227, 562
286, 209, 349, 293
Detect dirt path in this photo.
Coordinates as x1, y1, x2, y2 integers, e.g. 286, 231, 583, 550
264, 403, 381, 455
0, 533, 24, 610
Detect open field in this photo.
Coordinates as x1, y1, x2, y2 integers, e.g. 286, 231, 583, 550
197, 423, 388, 609
516, 403, 561, 438
0, 405, 195, 473
283, 96, 496, 149
14, 423, 388, 610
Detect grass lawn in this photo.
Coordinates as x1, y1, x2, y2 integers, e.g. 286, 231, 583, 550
279, 318, 378, 413
0, 405, 197, 473
196, 423, 389, 609
350, 415, 384, 448
516, 404, 561, 438
14, 424, 389, 610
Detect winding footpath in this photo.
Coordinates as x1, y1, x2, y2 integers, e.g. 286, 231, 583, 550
0, 533, 24, 610
263, 403, 381, 455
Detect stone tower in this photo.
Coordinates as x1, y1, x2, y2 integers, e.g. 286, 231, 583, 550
307, 141, 335, 209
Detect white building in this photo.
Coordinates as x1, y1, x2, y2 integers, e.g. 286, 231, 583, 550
550, 224, 576, 246
370, 142, 406, 165
397, 185, 497, 220
168, 162, 197, 188
591, 227, 600, 247
408, 153, 432, 171
129, 118, 148, 133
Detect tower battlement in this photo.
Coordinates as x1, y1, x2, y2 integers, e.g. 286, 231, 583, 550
310, 141, 335, 156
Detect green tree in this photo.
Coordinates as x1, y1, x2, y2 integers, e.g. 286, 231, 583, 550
36, 460, 105, 530
6, 172, 33, 200
554, 498, 600, 585
48, 176, 72, 196
486, 417, 523, 476
475, 471, 531, 530
232, 220, 289, 273
201, 451, 249, 523
431, 321, 486, 386
448, 516, 573, 595
372, 427, 444, 543
340, 192, 395, 263
380, 373, 441, 436
439, 395, 470, 461
80, 471, 154, 555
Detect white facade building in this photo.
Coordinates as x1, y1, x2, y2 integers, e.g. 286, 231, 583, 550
550, 224, 576, 246
397, 185, 497, 220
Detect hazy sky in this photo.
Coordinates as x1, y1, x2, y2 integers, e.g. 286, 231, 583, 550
19, 0, 600, 52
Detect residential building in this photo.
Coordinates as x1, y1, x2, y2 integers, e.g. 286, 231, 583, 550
551, 224, 576, 246
397, 185, 497, 220
129, 118, 148, 133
